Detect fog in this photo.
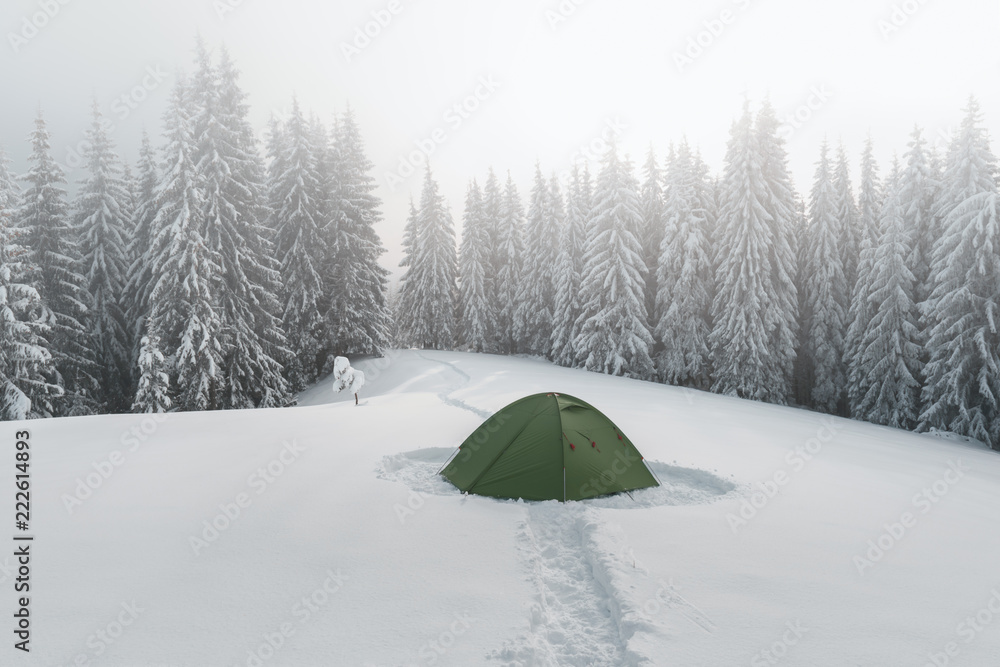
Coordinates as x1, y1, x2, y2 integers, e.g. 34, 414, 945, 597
3, 0, 998, 276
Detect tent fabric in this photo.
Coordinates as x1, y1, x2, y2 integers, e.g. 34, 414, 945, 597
441, 393, 659, 501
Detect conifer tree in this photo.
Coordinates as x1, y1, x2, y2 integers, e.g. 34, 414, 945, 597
753, 99, 801, 401
691, 149, 717, 244
800, 141, 849, 414
846, 137, 884, 415
654, 140, 713, 388
0, 148, 57, 419
269, 98, 326, 388
896, 126, 937, 303
551, 167, 588, 367
482, 167, 503, 319
131, 321, 172, 414
833, 143, 860, 293
148, 78, 222, 411
124, 130, 160, 359
920, 98, 1000, 448
399, 167, 457, 350
494, 173, 525, 354
75, 102, 131, 412
17, 111, 97, 415
516, 163, 561, 356
574, 144, 654, 378
325, 106, 392, 359
853, 176, 922, 428
640, 146, 665, 327
709, 102, 798, 403
458, 180, 495, 352
193, 44, 289, 408
395, 198, 419, 343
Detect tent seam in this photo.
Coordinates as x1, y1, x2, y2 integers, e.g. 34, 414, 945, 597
463, 401, 555, 494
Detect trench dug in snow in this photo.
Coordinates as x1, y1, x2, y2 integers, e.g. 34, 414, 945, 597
375, 447, 737, 509
377, 448, 736, 666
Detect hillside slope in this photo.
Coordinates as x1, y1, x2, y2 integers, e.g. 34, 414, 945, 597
4, 350, 999, 666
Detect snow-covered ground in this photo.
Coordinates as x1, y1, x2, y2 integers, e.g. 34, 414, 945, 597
5, 350, 1000, 666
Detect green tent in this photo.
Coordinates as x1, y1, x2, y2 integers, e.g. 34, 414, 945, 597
440, 392, 659, 502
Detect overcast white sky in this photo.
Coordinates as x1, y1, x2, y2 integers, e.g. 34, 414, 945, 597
2, 0, 999, 278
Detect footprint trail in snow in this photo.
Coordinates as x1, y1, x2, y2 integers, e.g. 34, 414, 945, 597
491, 503, 629, 667
414, 350, 494, 419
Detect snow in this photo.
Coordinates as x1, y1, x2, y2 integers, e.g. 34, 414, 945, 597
331, 356, 366, 398
8, 350, 1000, 666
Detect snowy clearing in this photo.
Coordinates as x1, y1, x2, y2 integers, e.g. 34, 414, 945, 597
5, 349, 1000, 666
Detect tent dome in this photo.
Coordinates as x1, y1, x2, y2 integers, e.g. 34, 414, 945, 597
441, 393, 659, 502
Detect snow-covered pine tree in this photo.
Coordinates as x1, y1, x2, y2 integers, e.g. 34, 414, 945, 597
325, 106, 392, 359
545, 176, 566, 344
833, 143, 860, 294
269, 98, 326, 389
654, 140, 713, 388
639, 146, 665, 329
494, 172, 525, 355
579, 163, 594, 218
309, 114, 335, 232
709, 106, 765, 400
309, 114, 340, 365
118, 158, 138, 367
124, 130, 160, 360
400, 167, 457, 350
148, 77, 222, 411
896, 126, 937, 304
753, 99, 801, 402
131, 320, 172, 414
921, 147, 946, 306
550, 167, 588, 367
653, 144, 679, 352
17, 111, 97, 415
0, 147, 58, 419
800, 141, 849, 414
574, 144, 654, 378
853, 172, 922, 429
790, 188, 810, 406
191, 44, 290, 408
458, 180, 495, 352
846, 137, 885, 416
856, 137, 885, 260
75, 101, 131, 412
920, 98, 1000, 449
121, 159, 137, 217
515, 163, 561, 356
384, 281, 403, 347
482, 167, 503, 324
709, 101, 798, 403
690, 149, 717, 252
395, 198, 419, 344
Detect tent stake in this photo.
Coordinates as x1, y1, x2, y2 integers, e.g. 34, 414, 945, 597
563, 467, 566, 503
